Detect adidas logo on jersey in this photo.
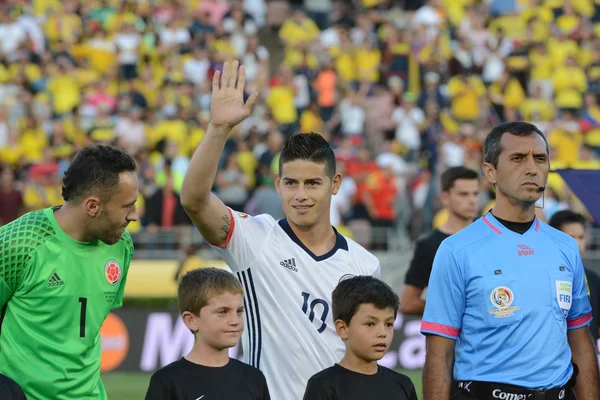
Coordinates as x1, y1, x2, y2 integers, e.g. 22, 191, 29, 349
47, 272, 64, 288
280, 258, 298, 272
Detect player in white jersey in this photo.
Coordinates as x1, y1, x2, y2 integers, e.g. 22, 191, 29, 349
181, 60, 381, 400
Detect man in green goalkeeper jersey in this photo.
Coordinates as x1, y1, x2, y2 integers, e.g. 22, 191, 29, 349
0, 145, 139, 400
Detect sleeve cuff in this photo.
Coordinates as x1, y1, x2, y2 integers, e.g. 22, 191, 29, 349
421, 321, 460, 339
567, 312, 593, 330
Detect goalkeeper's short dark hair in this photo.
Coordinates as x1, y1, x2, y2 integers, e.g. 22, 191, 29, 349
61, 145, 137, 203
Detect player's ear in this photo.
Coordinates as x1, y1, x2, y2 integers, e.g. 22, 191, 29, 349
335, 319, 349, 341
181, 311, 199, 333
84, 196, 102, 217
331, 173, 342, 195
481, 162, 497, 186
440, 191, 449, 207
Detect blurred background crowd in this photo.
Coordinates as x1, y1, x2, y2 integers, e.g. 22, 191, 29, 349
1, 0, 600, 251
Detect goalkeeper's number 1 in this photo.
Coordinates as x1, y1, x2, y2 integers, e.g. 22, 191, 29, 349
78, 297, 87, 338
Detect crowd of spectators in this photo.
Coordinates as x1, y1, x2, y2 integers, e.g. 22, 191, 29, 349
1, 0, 600, 250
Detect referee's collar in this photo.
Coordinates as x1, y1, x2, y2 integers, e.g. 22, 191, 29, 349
482, 212, 540, 235
278, 219, 349, 262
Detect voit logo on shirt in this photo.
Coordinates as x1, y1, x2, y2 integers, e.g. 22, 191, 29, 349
489, 286, 519, 318
516, 244, 534, 256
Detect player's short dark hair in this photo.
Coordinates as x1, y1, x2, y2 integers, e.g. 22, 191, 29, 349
279, 133, 336, 178
61, 145, 136, 203
332, 276, 399, 325
549, 210, 587, 231
177, 268, 243, 316
440, 167, 479, 192
483, 122, 550, 168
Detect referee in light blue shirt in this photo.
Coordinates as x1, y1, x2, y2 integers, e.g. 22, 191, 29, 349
421, 122, 600, 400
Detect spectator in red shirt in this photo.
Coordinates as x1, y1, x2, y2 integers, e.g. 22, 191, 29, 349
363, 161, 398, 250
346, 148, 378, 220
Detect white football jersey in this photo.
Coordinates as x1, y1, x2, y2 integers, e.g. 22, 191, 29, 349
210, 209, 381, 400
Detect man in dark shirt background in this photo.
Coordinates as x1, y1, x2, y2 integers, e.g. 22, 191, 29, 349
400, 166, 480, 315
549, 210, 600, 355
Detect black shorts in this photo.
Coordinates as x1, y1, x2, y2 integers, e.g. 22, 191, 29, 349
453, 390, 575, 400
455, 381, 575, 400
0, 374, 27, 400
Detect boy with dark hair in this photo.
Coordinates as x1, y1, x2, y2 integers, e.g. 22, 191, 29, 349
303, 276, 417, 400
145, 268, 270, 400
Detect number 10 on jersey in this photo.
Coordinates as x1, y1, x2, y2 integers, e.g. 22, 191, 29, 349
301, 292, 329, 334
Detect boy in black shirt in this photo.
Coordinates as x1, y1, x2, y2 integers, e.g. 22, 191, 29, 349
303, 276, 418, 400
145, 268, 270, 400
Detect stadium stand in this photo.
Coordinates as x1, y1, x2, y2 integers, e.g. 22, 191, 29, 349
1, 0, 600, 254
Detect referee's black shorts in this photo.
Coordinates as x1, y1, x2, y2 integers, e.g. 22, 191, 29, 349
453, 382, 575, 400
452, 390, 575, 400
454, 364, 578, 400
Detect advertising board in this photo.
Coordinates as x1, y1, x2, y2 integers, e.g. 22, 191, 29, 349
100, 309, 426, 372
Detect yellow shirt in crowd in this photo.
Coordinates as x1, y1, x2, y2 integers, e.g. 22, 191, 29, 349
150, 119, 189, 154
529, 48, 553, 80
0, 143, 23, 167
47, 74, 81, 115
548, 127, 583, 166
20, 128, 48, 163
355, 48, 381, 83
279, 18, 320, 47
489, 78, 526, 109
552, 66, 587, 109
300, 109, 324, 134
520, 98, 555, 122
23, 184, 62, 211
267, 86, 297, 124
447, 76, 486, 121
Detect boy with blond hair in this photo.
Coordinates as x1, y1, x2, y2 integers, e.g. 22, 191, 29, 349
145, 268, 271, 400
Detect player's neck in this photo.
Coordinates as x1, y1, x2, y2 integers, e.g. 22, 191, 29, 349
440, 213, 472, 235
338, 352, 379, 375
53, 205, 94, 242
185, 340, 230, 367
288, 218, 337, 256
491, 196, 536, 223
